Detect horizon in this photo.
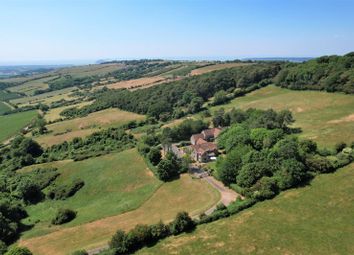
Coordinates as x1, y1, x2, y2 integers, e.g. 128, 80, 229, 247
1, 0, 353, 64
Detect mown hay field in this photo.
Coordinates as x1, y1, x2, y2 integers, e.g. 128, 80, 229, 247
35, 108, 145, 147
138, 163, 354, 255
211, 85, 354, 148
190, 62, 252, 75
0, 110, 37, 143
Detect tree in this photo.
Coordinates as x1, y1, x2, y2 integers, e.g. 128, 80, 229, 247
335, 142, 347, 153
169, 212, 195, 235
149, 221, 170, 241
148, 147, 161, 166
236, 161, 271, 188
4, 247, 32, 255
250, 177, 278, 200
213, 90, 228, 105
188, 97, 203, 113
109, 230, 128, 254
0, 241, 7, 255
276, 159, 306, 190
156, 157, 179, 181
217, 125, 251, 152
71, 250, 88, 255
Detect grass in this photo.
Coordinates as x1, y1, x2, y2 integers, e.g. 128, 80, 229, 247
44, 101, 93, 122
55, 63, 124, 78
210, 85, 354, 148
35, 108, 145, 147
0, 89, 21, 101
19, 169, 220, 255
0, 110, 37, 143
20, 149, 162, 239
10, 87, 77, 106
100, 76, 166, 90
0, 101, 11, 114
138, 163, 354, 255
190, 63, 252, 75
8, 76, 57, 96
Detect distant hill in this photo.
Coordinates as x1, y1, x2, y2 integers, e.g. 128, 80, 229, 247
274, 52, 354, 93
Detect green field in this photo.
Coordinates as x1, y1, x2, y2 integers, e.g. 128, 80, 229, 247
0, 101, 11, 114
0, 89, 21, 101
211, 85, 354, 148
138, 163, 354, 255
7, 76, 58, 96
21, 149, 162, 238
0, 110, 37, 143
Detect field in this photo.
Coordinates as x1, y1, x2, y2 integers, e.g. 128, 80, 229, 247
0, 101, 11, 114
138, 163, 354, 255
190, 63, 252, 75
19, 160, 220, 254
54, 63, 124, 78
0, 110, 37, 143
8, 76, 57, 96
20, 149, 161, 238
44, 101, 93, 122
0, 89, 21, 101
100, 76, 166, 90
10, 87, 77, 106
35, 108, 145, 147
211, 85, 354, 148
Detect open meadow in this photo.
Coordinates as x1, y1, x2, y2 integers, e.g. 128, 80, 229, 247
44, 101, 93, 122
138, 163, 354, 255
190, 62, 252, 75
211, 85, 354, 148
35, 108, 145, 147
0, 110, 37, 143
8, 76, 57, 96
19, 152, 220, 255
0, 101, 11, 114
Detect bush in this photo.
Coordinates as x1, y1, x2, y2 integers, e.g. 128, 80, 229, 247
47, 179, 84, 200
4, 247, 32, 255
169, 212, 195, 235
51, 208, 76, 225
0, 241, 7, 255
148, 147, 161, 166
335, 142, 347, 153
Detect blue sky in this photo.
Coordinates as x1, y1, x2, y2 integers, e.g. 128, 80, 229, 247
1, 0, 354, 64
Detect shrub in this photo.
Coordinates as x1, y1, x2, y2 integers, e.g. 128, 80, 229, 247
0, 241, 7, 255
51, 208, 76, 225
169, 212, 195, 235
148, 147, 161, 166
335, 142, 347, 153
47, 179, 84, 200
4, 247, 32, 255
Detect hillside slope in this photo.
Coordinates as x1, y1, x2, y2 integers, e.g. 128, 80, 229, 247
138, 163, 354, 255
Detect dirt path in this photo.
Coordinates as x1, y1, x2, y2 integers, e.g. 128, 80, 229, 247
203, 176, 242, 215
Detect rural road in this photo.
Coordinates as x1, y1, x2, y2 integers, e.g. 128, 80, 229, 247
87, 174, 240, 255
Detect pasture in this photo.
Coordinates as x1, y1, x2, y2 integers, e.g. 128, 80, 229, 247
190, 62, 252, 75
10, 87, 77, 106
44, 101, 93, 122
138, 163, 354, 255
35, 108, 145, 147
211, 85, 354, 148
0, 110, 37, 143
54, 63, 125, 78
20, 149, 162, 239
19, 162, 220, 254
0, 101, 11, 114
7, 76, 57, 96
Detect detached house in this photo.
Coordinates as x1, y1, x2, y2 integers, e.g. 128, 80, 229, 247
190, 128, 221, 162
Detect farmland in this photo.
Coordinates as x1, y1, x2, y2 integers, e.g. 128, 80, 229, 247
8, 76, 57, 96
0, 101, 11, 114
44, 101, 93, 122
0, 110, 37, 143
190, 62, 252, 75
19, 154, 220, 254
20, 149, 162, 238
35, 108, 145, 147
138, 163, 354, 255
210, 85, 354, 148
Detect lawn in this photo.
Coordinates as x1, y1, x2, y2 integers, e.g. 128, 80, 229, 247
20, 149, 162, 239
35, 108, 145, 147
0, 110, 37, 143
210, 85, 354, 148
19, 171, 220, 255
138, 163, 354, 255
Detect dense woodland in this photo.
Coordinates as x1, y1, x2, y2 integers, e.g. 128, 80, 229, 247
60, 63, 280, 120
275, 52, 354, 93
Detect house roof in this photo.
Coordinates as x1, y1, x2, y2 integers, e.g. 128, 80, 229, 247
202, 128, 222, 138
191, 142, 217, 155
191, 133, 204, 143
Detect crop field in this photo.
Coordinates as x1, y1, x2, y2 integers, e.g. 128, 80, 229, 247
35, 108, 145, 147
211, 85, 354, 148
20, 149, 162, 239
10, 87, 77, 106
0, 110, 37, 143
190, 62, 252, 75
101, 76, 166, 90
44, 101, 93, 122
7, 76, 57, 96
0, 101, 11, 114
19, 162, 220, 255
138, 163, 354, 255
